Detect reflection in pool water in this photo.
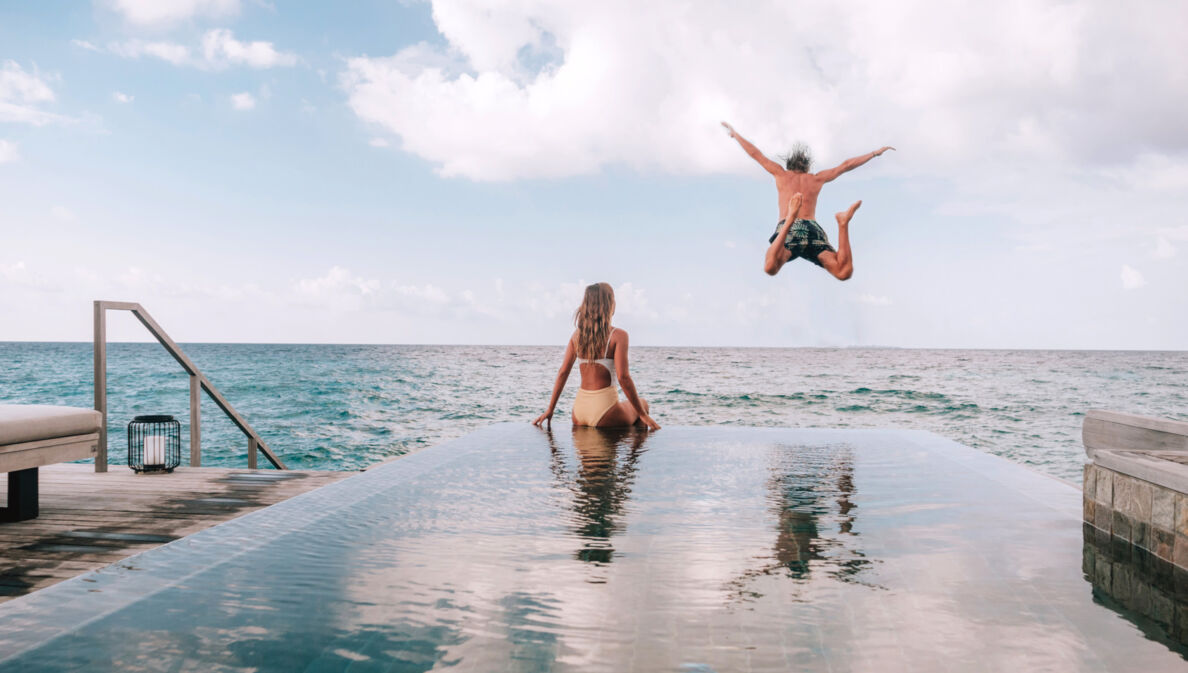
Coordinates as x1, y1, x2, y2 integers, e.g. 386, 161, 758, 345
727, 445, 879, 603
1083, 524, 1188, 653
3, 424, 1188, 671
548, 426, 647, 568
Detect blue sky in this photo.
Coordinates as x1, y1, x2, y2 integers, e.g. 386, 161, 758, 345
2, 1, 1186, 348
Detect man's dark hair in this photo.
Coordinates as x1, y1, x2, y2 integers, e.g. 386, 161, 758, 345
783, 143, 812, 173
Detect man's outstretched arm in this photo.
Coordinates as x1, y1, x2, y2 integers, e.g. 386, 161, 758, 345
816, 146, 895, 182
722, 122, 783, 176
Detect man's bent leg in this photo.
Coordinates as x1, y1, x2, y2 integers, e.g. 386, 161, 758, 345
819, 200, 860, 281
764, 193, 803, 276
815, 251, 848, 280
764, 241, 793, 276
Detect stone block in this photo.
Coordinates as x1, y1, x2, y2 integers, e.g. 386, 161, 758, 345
1153, 486, 1176, 532
1152, 590, 1175, 628
1154, 527, 1176, 563
1114, 474, 1153, 522
1176, 534, 1188, 570
1095, 503, 1113, 533
1114, 510, 1133, 543
1094, 524, 1112, 547
1134, 521, 1151, 551
1097, 467, 1114, 505
1132, 576, 1153, 614
1178, 493, 1188, 538
1133, 479, 1153, 522
1084, 465, 1096, 499
1174, 567, 1188, 602
1176, 604, 1188, 643
1095, 556, 1112, 589
1113, 473, 1132, 515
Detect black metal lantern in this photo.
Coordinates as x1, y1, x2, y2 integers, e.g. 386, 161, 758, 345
127, 415, 182, 473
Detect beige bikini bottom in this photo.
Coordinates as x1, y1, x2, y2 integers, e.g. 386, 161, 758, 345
572, 386, 619, 426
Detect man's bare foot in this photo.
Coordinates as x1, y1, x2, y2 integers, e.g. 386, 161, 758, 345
836, 200, 861, 227
786, 193, 803, 221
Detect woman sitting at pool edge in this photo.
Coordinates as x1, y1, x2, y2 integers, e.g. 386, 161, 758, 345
533, 282, 661, 431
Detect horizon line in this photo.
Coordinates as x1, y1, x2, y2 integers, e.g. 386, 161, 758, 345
0, 340, 1184, 353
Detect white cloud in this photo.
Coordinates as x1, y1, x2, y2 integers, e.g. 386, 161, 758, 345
1120, 264, 1147, 290
112, 91, 134, 103
342, 1, 1188, 181
1153, 236, 1177, 259
109, 40, 191, 65
294, 266, 379, 307
288, 268, 655, 325
294, 267, 460, 315
230, 92, 256, 110
50, 206, 76, 222
72, 39, 101, 52
0, 139, 18, 163
201, 29, 297, 69
368, 137, 389, 148
612, 282, 658, 320
0, 261, 60, 292
0, 61, 66, 126
1110, 152, 1188, 193
107, 30, 295, 70
105, 0, 240, 28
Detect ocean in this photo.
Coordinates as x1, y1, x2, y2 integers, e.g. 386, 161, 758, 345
1, 342, 1184, 481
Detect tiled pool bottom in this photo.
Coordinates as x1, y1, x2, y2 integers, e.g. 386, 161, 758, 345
0, 425, 1185, 671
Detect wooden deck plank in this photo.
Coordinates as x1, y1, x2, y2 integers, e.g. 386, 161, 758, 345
0, 462, 352, 602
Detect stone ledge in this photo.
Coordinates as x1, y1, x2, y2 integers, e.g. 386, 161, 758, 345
1084, 410, 1188, 460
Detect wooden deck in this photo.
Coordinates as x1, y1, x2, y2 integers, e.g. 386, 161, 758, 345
0, 463, 351, 603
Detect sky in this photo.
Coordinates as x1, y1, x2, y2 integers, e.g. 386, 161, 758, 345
1, 0, 1186, 348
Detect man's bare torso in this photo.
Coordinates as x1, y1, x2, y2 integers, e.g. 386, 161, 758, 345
775, 172, 824, 222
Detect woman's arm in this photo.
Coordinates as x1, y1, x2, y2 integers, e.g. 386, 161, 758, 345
533, 337, 578, 428
613, 330, 661, 431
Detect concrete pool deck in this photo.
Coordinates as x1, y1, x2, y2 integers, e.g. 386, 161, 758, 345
0, 424, 1185, 671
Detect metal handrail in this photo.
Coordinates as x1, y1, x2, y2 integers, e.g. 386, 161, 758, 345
92, 300, 287, 471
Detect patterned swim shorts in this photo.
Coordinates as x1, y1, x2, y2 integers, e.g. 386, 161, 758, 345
769, 219, 836, 268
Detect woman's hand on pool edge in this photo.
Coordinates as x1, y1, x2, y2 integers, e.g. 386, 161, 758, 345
533, 410, 553, 428
639, 413, 661, 431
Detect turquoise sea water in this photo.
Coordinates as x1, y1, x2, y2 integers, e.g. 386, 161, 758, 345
1, 342, 1185, 480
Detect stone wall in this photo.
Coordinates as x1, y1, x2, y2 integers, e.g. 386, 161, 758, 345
1084, 463, 1187, 569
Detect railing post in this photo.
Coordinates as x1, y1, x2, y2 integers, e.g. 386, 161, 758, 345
93, 301, 107, 473
247, 436, 258, 470
189, 374, 201, 467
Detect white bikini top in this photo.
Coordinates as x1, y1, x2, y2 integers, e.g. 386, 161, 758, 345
579, 328, 618, 388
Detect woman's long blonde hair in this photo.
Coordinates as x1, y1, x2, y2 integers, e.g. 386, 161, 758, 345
574, 282, 615, 360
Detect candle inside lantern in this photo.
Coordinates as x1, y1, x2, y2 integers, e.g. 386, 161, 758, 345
144, 435, 166, 466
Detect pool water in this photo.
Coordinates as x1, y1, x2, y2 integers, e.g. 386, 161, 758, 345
0, 424, 1184, 671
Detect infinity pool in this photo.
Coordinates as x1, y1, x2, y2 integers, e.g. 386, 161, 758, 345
0, 424, 1184, 671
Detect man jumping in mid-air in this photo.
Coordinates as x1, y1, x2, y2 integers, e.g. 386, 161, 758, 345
722, 121, 893, 280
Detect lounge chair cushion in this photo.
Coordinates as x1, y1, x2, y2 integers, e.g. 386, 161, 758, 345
0, 404, 103, 446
